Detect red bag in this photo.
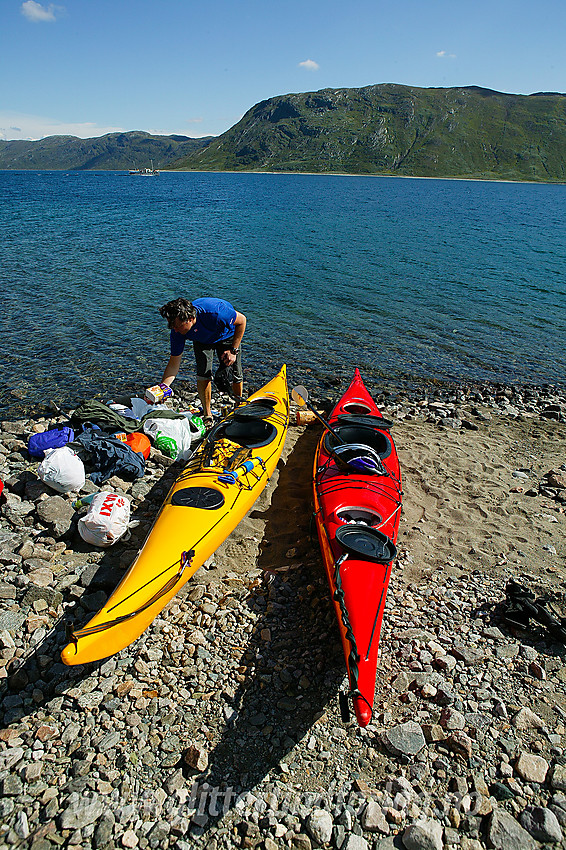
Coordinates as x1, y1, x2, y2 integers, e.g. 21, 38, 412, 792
114, 432, 151, 459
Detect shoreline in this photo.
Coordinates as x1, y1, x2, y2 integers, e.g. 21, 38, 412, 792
0, 383, 565, 848
3, 168, 566, 186
162, 169, 566, 186
3, 373, 566, 422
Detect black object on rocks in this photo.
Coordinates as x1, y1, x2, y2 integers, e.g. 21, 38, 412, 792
503, 579, 566, 644
214, 365, 236, 398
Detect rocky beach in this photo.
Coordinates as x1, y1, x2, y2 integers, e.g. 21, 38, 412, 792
0, 377, 565, 850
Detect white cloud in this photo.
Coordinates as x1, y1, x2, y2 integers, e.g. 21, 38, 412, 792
298, 59, 319, 71
436, 50, 456, 59
21, 1, 62, 22
148, 119, 214, 138
0, 112, 222, 141
0, 112, 124, 141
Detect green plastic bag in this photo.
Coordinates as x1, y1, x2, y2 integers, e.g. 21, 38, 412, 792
190, 415, 205, 440
155, 432, 178, 458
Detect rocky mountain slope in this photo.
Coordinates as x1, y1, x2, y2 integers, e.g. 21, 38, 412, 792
3, 84, 565, 181
172, 84, 566, 182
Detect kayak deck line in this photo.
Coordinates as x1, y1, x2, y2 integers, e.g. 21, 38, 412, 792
363, 568, 391, 661
106, 549, 194, 613
316, 501, 395, 703
64, 549, 196, 650
331, 552, 372, 720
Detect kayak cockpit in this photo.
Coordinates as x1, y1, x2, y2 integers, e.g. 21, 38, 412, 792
218, 417, 277, 448
324, 424, 393, 463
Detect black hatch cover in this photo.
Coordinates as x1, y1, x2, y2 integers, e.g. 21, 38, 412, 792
171, 487, 225, 509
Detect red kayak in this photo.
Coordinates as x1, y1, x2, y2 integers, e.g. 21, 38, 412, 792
312, 369, 402, 726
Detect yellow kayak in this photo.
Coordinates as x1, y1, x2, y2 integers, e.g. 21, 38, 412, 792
62, 366, 289, 665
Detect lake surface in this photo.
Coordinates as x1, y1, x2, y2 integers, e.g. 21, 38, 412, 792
1, 170, 565, 414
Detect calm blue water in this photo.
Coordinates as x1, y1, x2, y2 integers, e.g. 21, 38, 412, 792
1, 170, 565, 414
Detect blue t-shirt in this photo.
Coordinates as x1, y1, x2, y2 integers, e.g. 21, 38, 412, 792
170, 297, 237, 355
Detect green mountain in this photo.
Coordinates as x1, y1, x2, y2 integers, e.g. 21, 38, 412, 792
172, 84, 566, 182
0, 130, 212, 170
3, 85, 565, 181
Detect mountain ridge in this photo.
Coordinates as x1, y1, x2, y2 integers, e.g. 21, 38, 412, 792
2, 84, 566, 182
171, 83, 566, 182
0, 130, 212, 171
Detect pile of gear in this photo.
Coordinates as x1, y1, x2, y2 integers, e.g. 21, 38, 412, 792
25, 394, 205, 549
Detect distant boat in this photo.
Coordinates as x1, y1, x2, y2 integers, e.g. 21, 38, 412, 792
129, 160, 159, 176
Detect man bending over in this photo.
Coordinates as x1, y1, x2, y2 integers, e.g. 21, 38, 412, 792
159, 297, 246, 428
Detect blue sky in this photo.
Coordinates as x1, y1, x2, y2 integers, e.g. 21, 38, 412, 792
2, 0, 565, 141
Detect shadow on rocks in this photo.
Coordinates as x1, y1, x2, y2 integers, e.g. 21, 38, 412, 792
192, 426, 346, 828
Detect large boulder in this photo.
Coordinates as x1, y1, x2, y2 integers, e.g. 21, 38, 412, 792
35, 495, 75, 538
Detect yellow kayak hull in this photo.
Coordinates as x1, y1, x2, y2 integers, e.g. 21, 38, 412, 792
61, 366, 289, 665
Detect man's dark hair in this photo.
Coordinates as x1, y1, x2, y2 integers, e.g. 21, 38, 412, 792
159, 298, 196, 329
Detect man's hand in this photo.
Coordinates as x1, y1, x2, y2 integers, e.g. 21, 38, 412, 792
161, 354, 182, 386
221, 350, 236, 366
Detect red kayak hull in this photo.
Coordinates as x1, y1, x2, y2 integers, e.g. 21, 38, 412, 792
313, 369, 402, 726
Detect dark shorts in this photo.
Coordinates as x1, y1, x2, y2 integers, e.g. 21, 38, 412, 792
193, 337, 243, 383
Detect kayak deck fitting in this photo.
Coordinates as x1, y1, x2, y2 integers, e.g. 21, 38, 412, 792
61, 366, 289, 666
313, 368, 402, 726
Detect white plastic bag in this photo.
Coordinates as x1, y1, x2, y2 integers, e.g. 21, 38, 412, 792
143, 417, 196, 460
38, 446, 86, 493
78, 491, 131, 547
126, 397, 169, 420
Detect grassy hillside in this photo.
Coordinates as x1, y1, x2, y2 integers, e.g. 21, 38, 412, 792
0, 131, 212, 170
3, 85, 565, 181
171, 84, 566, 182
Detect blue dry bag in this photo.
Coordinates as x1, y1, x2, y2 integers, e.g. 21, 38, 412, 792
28, 426, 75, 459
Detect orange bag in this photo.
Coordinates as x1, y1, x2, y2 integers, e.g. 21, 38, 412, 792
115, 432, 151, 460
